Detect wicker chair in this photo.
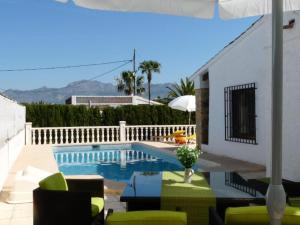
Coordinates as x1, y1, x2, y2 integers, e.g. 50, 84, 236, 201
33, 173, 104, 225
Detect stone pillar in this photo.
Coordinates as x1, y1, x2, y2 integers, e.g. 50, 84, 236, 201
119, 121, 126, 142
195, 87, 209, 150
195, 89, 202, 149
201, 89, 209, 145
25, 122, 32, 145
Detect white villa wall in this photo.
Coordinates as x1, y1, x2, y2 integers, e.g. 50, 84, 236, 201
192, 11, 300, 181
280, 12, 300, 181
205, 17, 269, 166
0, 95, 25, 190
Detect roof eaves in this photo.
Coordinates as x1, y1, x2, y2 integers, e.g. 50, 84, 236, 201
72, 95, 132, 98
0, 92, 16, 102
0, 92, 24, 108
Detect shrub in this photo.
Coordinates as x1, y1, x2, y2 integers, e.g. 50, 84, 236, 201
24, 103, 195, 127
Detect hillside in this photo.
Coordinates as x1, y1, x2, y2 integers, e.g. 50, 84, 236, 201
4, 80, 173, 104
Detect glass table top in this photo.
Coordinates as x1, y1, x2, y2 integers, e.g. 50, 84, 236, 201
121, 171, 265, 200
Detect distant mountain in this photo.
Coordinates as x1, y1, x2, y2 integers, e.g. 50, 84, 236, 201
4, 80, 173, 104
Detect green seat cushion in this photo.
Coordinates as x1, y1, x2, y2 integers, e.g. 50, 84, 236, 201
258, 177, 270, 183
39, 172, 68, 191
225, 206, 300, 225
106, 211, 187, 225
91, 197, 104, 217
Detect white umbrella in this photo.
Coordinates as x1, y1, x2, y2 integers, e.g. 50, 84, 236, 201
57, 0, 300, 19
168, 95, 195, 124
56, 1, 300, 224
168, 95, 195, 112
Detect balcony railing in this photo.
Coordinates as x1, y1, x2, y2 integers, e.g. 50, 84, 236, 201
25, 122, 196, 146
31, 126, 120, 145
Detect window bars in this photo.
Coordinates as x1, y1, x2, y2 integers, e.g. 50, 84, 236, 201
225, 172, 257, 197
224, 83, 257, 144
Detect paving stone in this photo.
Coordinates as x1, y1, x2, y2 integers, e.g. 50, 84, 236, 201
12, 208, 33, 219
0, 203, 14, 211
13, 204, 32, 211
105, 201, 126, 210
0, 219, 11, 225
10, 218, 32, 225
105, 195, 119, 202
0, 208, 13, 220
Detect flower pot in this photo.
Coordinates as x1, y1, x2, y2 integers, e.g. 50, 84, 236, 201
184, 168, 194, 183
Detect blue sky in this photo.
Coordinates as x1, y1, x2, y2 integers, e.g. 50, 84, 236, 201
0, 0, 258, 91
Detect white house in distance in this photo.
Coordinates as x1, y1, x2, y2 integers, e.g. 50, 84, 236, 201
190, 11, 300, 181
65, 95, 162, 108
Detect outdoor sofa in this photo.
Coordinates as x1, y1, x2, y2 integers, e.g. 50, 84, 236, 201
106, 209, 187, 225
33, 172, 104, 225
33, 172, 187, 225
209, 205, 300, 225
209, 178, 300, 225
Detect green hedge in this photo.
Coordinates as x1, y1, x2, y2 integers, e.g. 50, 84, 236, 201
25, 103, 195, 127
25, 103, 102, 127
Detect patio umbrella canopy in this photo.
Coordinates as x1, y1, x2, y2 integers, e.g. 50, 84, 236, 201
57, 0, 300, 19
168, 95, 195, 113
168, 95, 195, 125
168, 95, 196, 124
56, 0, 300, 224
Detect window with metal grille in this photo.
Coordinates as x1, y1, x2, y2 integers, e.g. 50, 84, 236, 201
224, 83, 257, 144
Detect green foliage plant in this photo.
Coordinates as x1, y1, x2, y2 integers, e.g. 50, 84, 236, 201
167, 77, 195, 100
176, 146, 199, 169
116, 70, 145, 95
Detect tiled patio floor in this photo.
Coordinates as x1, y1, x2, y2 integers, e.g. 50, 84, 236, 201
0, 193, 126, 225
0, 202, 32, 225
0, 141, 266, 225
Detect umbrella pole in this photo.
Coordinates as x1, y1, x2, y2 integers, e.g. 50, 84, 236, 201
266, 0, 286, 225
185, 112, 191, 145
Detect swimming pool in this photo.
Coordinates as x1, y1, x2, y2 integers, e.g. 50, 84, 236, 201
53, 144, 184, 183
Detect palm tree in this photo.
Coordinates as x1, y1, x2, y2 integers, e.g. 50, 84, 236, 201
167, 77, 195, 100
138, 60, 161, 102
116, 71, 145, 95
135, 76, 145, 95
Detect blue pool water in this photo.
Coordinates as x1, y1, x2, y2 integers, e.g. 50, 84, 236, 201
53, 144, 185, 183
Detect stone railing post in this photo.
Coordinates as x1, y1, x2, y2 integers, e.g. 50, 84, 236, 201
119, 121, 126, 142
25, 122, 32, 145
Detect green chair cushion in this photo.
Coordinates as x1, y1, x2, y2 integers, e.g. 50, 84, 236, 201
39, 173, 104, 218
258, 178, 270, 183
39, 172, 68, 191
106, 211, 187, 225
91, 197, 104, 217
225, 206, 300, 225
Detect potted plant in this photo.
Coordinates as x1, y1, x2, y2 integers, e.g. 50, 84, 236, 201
176, 146, 199, 183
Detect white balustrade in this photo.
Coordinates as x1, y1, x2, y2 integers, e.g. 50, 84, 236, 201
124, 124, 196, 142
30, 124, 196, 146
31, 126, 119, 146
